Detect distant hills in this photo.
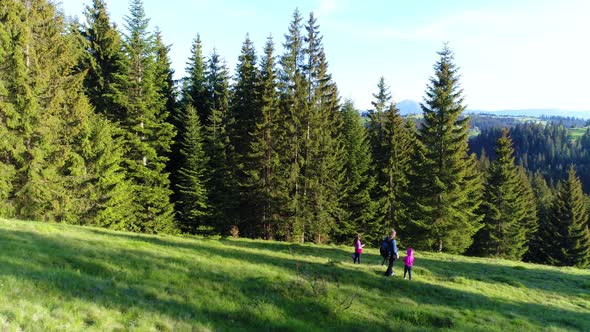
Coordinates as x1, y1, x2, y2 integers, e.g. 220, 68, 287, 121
393, 99, 590, 119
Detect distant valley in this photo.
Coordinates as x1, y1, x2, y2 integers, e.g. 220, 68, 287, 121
394, 99, 590, 118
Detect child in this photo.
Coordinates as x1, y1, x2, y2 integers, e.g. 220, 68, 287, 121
352, 234, 365, 264
403, 247, 415, 280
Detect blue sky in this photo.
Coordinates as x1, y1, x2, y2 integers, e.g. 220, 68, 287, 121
59, 0, 590, 111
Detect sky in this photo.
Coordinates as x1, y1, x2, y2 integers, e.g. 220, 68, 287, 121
58, 0, 590, 112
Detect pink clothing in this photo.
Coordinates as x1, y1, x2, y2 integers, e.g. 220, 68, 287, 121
354, 240, 363, 253
404, 248, 415, 266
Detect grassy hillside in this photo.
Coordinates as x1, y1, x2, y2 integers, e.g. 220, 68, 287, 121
0, 219, 589, 331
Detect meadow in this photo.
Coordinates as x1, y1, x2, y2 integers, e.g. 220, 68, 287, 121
0, 219, 589, 331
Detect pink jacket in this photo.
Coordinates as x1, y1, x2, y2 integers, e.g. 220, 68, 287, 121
355, 240, 363, 253
403, 248, 415, 266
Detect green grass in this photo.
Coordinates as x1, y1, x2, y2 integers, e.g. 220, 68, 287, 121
567, 127, 588, 140
0, 219, 589, 331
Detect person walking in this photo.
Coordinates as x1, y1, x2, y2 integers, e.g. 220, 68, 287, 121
352, 234, 365, 264
403, 247, 415, 280
384, 229, 399, 276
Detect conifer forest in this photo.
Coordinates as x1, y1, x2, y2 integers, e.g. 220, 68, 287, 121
1, 0, 589, 269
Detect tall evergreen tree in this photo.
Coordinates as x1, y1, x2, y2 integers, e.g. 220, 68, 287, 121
175, 105, 208, 233
247, 36, 282, 239
470, 129, 534, 260
367, 76, 391, 165
412, 45, 483, 253
111, 0, 176, 233
230, 34, 260, 236
338, 100, 378, 243
299, 12, 344, 243
80, 0, 125, 120
525, 172, 554, 263
171, 34, 208, 219
277, 9, 307, 241
549, 166, 590, 267
0, 0, 131, 226
377, 103, 414, 236
204, 49, 238, 233
183, 35, 209, 124
82, 116, 134, 229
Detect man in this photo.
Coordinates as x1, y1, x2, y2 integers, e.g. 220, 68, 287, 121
384, 229, 399, 276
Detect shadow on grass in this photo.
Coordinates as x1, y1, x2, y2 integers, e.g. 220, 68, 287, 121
0, 227, 588, 331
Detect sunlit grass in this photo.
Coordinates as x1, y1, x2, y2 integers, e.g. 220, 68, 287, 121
0, 218, 588, 331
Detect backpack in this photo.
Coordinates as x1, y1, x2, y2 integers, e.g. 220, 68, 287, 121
380, 238, 390, 258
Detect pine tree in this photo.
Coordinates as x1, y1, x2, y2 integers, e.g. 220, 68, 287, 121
176, 105, 209, 233
204, 49, 238, 233
79, 0, 125, 120
338, 100, 378, 243
0, 0, 134, 227
247, 36, 282, 239
183, 34, 210, 123
230, 34, 260, 236
0, 2, 22, 217
300, 12, 344, 243
171, 34, 209, 219
525, 172, 554, 263
550, 166, 590, 267
82, 116, 134, 229
367, 76, 391, 166
412, 44, 483, 253
515, 166, 539, 257
111, 0, 176, 233
377, 102, 413, 237
277, 9, 306, 241
470, 129, 534, 260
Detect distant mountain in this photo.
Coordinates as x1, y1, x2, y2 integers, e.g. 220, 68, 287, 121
397, 99, 421, 115
364, 99, 590, 119
395, 99, 590, 119
466, 109, 590, 119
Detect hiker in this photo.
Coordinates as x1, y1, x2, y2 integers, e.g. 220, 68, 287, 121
403, 247, 415, 280
384, 229, 399, 276
352, 234, 365, 264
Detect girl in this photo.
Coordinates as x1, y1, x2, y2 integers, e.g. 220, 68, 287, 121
403, 247, 415, 280
352, 234, 365, 264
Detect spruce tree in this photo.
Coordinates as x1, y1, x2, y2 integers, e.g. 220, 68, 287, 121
111, 0, 176, 233
367, 76, 391, 166
377, 102, 413, 237
413, 45, 483, 253
550, 166, 590, 267
204, 49, 238, 233
525, 172, 554, 263
277, 9, 306, 241
230, 34, 260, 236
470, 129, 534, 260
339, 100, 378, 243
176, 105, 209, 233
300, 12, 345, 243
80, 0, 125, 120
171, 34, 209, 219
183, 34, 210, 123
247, 36, 282, 239
82, 116, 134, 229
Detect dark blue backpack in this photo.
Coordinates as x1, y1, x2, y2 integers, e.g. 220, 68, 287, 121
380, 238, 390, 258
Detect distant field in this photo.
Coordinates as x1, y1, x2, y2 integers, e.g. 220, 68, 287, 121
1, 219, 589, 331
568, 127, 588, 140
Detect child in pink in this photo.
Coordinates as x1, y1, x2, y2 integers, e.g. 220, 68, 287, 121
403, 247, 415, 280
352, 234, 365, 264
